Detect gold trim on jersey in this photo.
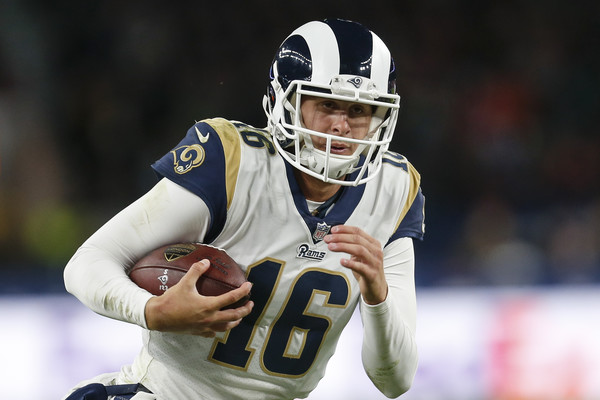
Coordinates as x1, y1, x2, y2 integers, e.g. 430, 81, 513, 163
208, 258, 286, 372
395, 160, 421, 233
283, 327, 310, 359
259, 267, 351, 378
204, 118, 242, 210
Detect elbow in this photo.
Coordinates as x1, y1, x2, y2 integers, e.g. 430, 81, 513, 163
63, 259, 75, 295
63, 250, 87, 297
367, 360, 417, 398
63, 253, 77, 295
383, 376, 413, 398
379, 377, 413, 399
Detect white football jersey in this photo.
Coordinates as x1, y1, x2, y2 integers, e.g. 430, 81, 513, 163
116, 118, 425, 399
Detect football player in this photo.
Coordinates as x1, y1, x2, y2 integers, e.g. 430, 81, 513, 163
63, 18, 425, 400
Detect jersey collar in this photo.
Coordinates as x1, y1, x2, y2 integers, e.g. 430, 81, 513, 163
284, 159, 366, 243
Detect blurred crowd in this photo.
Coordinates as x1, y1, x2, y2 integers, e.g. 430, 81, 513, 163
1, 0, 599, 292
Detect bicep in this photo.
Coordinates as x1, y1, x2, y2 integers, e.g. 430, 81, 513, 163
114, 177, 212, 258
83, 178, 211, 264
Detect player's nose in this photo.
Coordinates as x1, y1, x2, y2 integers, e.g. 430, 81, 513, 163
330, 112, 351, 136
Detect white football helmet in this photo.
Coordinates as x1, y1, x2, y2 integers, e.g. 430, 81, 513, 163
263, 18, 400, 186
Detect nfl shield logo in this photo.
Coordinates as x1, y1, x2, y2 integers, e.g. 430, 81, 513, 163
312, 222, 331, 243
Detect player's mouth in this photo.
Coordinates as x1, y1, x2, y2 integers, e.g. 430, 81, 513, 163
329, 142, 351, 155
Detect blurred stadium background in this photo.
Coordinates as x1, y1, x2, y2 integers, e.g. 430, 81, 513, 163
1, 0, 599, 399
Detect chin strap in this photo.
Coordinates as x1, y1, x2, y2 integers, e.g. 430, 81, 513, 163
299, 146, 358, 180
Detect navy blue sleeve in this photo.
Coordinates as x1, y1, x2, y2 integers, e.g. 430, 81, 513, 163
387, 188, 426, 244
151, 122, 228, 243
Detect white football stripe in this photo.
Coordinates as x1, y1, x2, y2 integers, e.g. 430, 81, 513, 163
290, 21, 340, 84
370, 32, 392, 92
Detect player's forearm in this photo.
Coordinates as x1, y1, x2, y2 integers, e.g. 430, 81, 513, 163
359, 237, 418, 397
64, 241, 153, 327
64, 178, 210, 327
360, 297, 418, 397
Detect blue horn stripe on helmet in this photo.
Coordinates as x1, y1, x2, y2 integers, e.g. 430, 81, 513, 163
273, 34, 312, 91
323, 18, 373, 79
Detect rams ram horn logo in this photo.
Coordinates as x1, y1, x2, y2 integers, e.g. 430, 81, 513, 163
171, 144, 205, 174
347, 76, 363, 88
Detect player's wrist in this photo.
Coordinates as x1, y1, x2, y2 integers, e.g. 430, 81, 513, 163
144, 296, 163, 331
361, 283, 388, 305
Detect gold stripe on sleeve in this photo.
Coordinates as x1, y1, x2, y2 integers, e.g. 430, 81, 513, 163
395, 161, 421, 232
205, 118, 241, 210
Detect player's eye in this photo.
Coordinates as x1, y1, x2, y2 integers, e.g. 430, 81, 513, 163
320, 101, 337, 110
349, 105, 371, 117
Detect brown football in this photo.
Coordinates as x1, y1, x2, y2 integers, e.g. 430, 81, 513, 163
128, 243, 250, 309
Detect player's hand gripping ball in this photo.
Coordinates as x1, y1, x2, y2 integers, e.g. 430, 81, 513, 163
128, 243, 250, 309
